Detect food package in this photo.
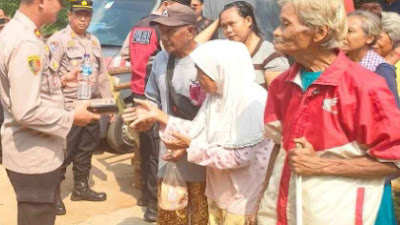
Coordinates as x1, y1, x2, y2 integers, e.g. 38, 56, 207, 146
159, 162, 188, 211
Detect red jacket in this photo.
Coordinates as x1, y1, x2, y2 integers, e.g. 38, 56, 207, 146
129, 15, 160, 95
258, 51, 400, 225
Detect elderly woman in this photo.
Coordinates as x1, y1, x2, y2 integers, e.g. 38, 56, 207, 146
125, 40, 273, 225
342, 10, 400, 107
342, 11, 399, 225
257, 0, 400, 225
373, 12, 400, 98
219, 1, 289, 88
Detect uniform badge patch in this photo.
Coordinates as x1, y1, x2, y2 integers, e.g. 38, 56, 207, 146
92, 40, 98, 47
133, 30, 152, 45
49, 42, 59, 52
68, 40, 75, 47
44, 45, 50, 52
52, 61, 59, 70
27, 55, 41, 75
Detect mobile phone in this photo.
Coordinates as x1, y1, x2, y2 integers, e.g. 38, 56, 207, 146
88, 98, 118, 114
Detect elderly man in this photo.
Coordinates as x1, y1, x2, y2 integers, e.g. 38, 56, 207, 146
123, 4, 208, 225
119, 0, 190, 222
257, 0, 400, 225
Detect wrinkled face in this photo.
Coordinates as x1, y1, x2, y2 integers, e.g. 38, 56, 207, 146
342, 16, 372, 53
41, 0, 63, 24
220, 7, 253, 42
68, 10, 92, 35
373, 32, 394, 57
273, 2, 314, 56
159, 25, 193, 54
190, 0, 204, 17
196, 66, 218, 94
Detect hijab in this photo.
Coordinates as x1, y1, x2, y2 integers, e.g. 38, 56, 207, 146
189, 40, 267, 148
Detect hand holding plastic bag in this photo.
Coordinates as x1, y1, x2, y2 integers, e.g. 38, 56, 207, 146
159, 162, 188, 211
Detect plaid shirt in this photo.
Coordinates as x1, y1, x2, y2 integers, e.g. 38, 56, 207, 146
359, 50, 386, 72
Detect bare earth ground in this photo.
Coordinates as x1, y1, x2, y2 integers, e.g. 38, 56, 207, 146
2, 146, 400, 224
0, 148, 155, 225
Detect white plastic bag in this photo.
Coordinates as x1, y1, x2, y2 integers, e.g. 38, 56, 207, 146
159, 162, 188, 211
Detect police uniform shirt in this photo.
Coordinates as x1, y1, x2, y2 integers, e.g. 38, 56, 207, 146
47, 25, 112, 110
0, 11, 74, 174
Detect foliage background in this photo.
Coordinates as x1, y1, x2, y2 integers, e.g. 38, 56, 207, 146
0, 0, 70, 36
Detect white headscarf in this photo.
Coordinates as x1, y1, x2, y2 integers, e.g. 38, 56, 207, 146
189, 40, 267, 148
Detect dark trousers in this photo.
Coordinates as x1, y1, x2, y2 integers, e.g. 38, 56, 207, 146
130, 93, 159, 206
61, 122, 100, 181
139, 132, 159, 205
7, 168, 61, 225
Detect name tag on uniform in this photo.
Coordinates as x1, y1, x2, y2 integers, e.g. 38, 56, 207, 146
132, 30, 152, 44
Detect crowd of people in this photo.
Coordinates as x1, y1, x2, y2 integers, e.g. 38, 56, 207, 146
2, 0, 400, 225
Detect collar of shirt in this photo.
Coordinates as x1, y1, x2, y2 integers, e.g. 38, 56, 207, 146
359, 50, 386, 72
285, 51, 350, 87
66, 24, 91, 40
14, 11, 38, 37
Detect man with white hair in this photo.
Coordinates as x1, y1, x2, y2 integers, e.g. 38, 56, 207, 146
258, 0, 400, 224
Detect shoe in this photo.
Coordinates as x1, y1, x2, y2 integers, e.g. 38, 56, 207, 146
143, 203, 157, 222
70, 180, 107, 202
55, 186, 66, 215
137, 197, 149, 207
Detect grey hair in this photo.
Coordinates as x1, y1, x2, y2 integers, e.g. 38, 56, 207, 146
278, 0, 347, 49
348, 10, 382, 46
381, 12, 400, 47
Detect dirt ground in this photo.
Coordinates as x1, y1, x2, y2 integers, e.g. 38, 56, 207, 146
0, 148, 153, 225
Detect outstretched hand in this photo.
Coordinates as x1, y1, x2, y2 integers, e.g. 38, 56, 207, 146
122, 99, 159, 132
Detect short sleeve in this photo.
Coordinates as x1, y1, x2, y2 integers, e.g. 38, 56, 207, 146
354, 81, 400, 167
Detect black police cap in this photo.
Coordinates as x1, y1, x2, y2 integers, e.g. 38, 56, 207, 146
69, 0, 93, 12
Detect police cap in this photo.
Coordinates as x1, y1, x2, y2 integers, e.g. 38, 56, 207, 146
69, 0, 93, 12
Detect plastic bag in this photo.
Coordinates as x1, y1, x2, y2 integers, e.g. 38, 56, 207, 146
159, 162, 188, 211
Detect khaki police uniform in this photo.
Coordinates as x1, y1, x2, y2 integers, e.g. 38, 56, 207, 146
0, 11, 74, 225
47, 25, 112, 185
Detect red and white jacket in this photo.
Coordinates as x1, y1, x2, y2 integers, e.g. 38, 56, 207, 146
258, 52, 400, 225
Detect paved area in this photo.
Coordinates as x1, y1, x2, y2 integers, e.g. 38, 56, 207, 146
0, 148, 154, 225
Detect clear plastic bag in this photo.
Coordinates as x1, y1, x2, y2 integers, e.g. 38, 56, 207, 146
159, 162, 188, 211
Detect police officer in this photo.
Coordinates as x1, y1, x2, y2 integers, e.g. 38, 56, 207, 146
0, 0, 100, 224
0, 7, 7, 165
0, 8, 9, 33
46, 0, 113, 215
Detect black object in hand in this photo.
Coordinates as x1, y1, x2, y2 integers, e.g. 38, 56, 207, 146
88, 98, 118, 114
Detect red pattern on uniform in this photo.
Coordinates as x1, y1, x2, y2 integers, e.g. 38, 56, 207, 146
129, 16, 160, 95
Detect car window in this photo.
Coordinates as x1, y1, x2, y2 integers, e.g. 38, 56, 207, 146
88, 0, 157, 47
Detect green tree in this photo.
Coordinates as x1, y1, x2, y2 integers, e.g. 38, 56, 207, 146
0, 0, 70, 37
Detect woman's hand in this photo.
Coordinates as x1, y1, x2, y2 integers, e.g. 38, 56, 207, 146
162, 132, 192, 150
162, 149, 186, 162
